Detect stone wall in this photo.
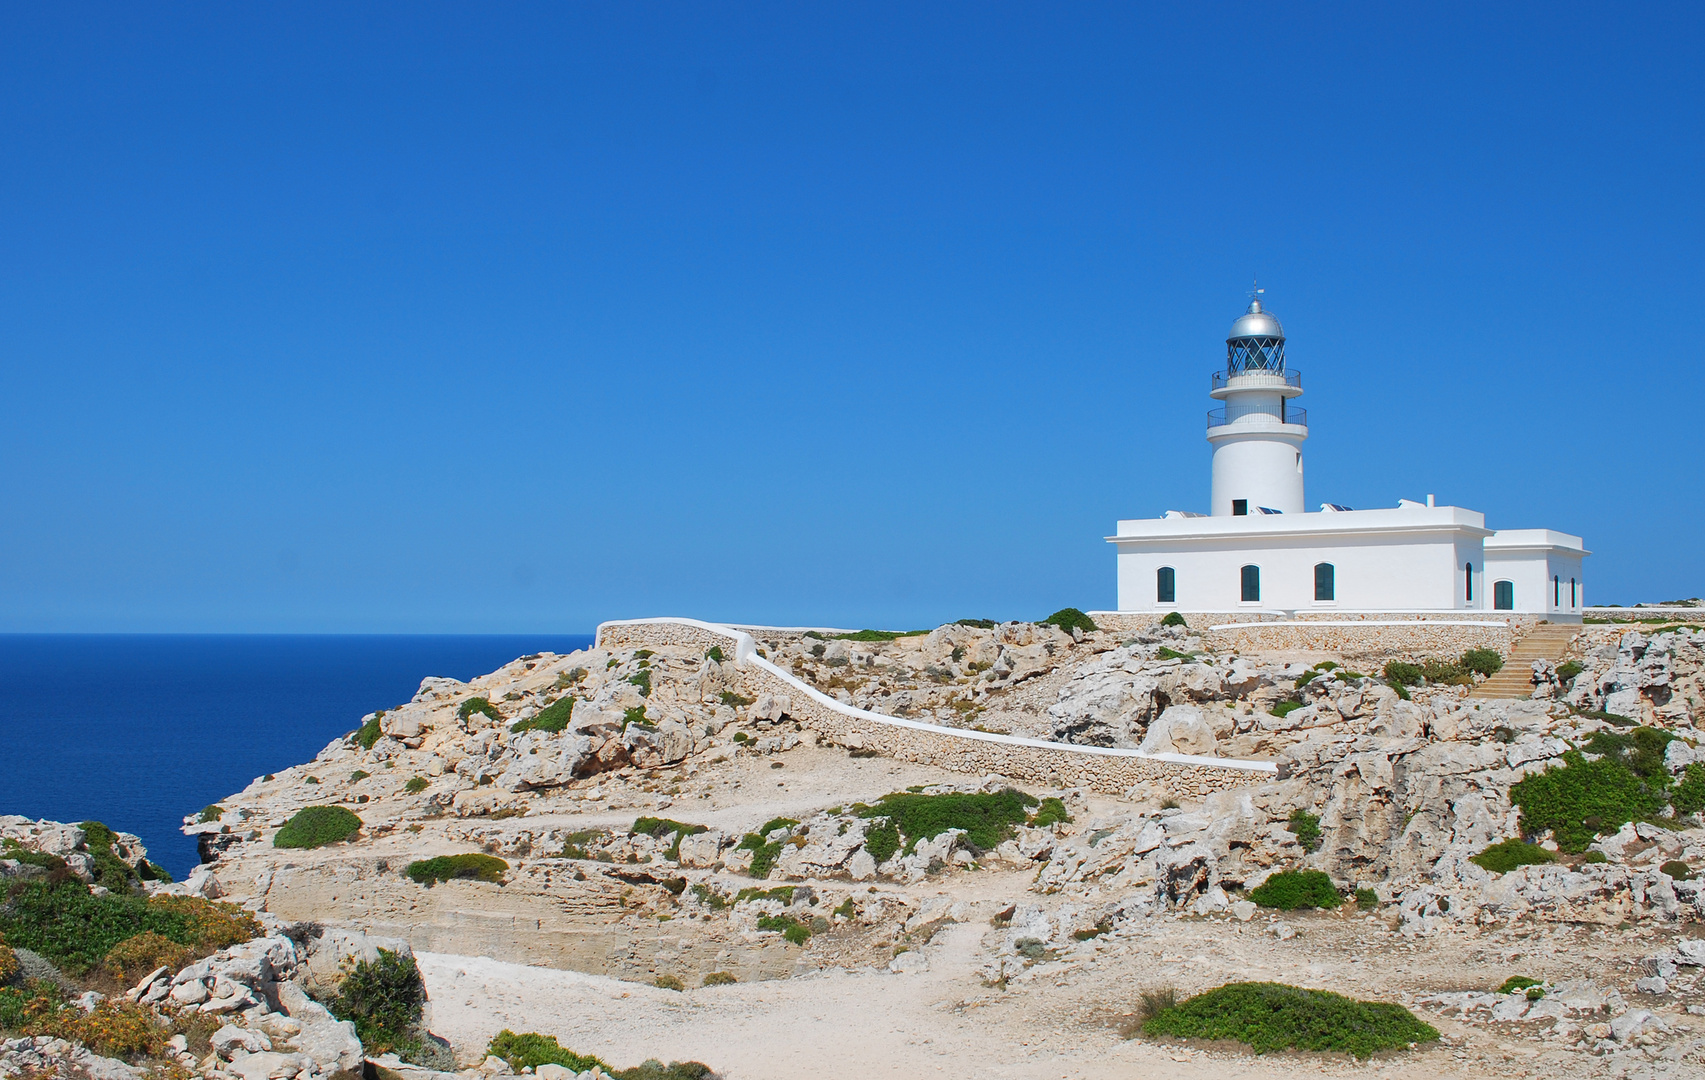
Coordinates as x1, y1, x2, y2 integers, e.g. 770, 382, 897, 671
594, 617, 1275, 798
1204, 619, 1517, 665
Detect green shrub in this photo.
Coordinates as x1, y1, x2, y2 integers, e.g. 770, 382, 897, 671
757, 817, 799, 836
511, 696, 575, 734
832, 629, 928, 642
756, 914, 811, 944
1287, 810, 1322, 852
1469, 839, 1556, 874
1583, 726, 1675, 782
705, 646, 725, 663
355, 714, 384, 750
1675, 763, 1705, 814
737, 836, 783, 879
78, 821, 139, 894
855, 789, 1036, 856
1555, 660, 1584, 684
622, 706, 650, 729
701, 971, 738, 987
1248, 870, 1342, 910
1156, 646, 1193, 661
1382, 661, 1423, 687
1268, 700, 1304, 719
198, 805, 224, 824
487, 1030, 610, 1073
720, 691, 754, 707
1576, 708, 1635, 726
1041, 608, 1097, 635
351, 770, 370, 782
1028, 797, 1072, 828
1497, 975, 1542, 995
861, 818, 900, 864
653, 974, 684, 991
955, 618, 998, 629
1510, 749, 1669, 852
632, 818, 709, 860
457, 697, 501, 723
731, 730, 751, 743
1139, 982, 1438, 1057
103, 931, 193, 982
1460, 649, 1504, 677
1159, 611, 1187, 628
1661, 860, 1694, 881
405, 853, 508, 887
627, 670, 652, 697
327, 949, 425, 1057
1353, 888, 1379, 908
273, 806, 362, 849
0, 880, 190, 975
404, 777, 430, 794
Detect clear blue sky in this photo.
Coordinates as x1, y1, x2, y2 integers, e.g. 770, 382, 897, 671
1, 3, 1699, 632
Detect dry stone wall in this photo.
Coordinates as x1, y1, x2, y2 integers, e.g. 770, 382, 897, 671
1090, 610, 1541, 664
594, 617, 1275, 798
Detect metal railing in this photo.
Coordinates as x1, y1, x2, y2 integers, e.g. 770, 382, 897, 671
1212, 368, 1302, 392
1207, 406, 1307, 428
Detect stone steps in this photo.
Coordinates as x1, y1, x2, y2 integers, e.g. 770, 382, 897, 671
1476, 625, 1582, 699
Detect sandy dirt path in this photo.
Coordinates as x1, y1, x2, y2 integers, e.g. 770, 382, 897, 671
417, 935, 1500, 1080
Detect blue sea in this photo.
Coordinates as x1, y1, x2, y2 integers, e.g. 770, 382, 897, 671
0, 634, 593, 878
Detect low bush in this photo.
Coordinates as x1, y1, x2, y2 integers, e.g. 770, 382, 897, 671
756, 914, 811, 944
1159, 611, 1187, 628
1248, 870, 1342, 910
1139, 982, 1438, 1057
1268, 700, 1304, 719
719, 691, 754, 707
632, 818, 709, 860
511, 696, 575, 735
1584, 726, 1675, 782
1460, 649, 1504, 677
1676, 764, 1705, 814
622, 706, 651, 729
1353, 888, 1380, 908
457, 697, 502, 724
627, 670, 652, 697
955, 618, 997, 629
736, 833, 784, 879
1555, 660, 1584, 684
1028, 797, 1072, 828
832, 629, 928, 642
0, 939, 16, 985
0, 980, 167, 1059
487, 1030, 610, 1073
1156, 646, 1193, 661
327, 949, 425, 1057
1661, 860, 1694, 881
149, 894, 263, 951
404, 777, 430, 794
79, 821, 140, 894
861, 818, 900, 864
1381, 661, 1423, 687
1498, 975, 1542, 995
701, 971, 738, 987
405, 854, 508, 887
559, 829, 608, 860
0, 880, 183, 975
355, 714, 384, 750
103, 931, 193, 982
653, 974, 684, 991
1041, 608, 1097, 635
1581, 850, 1608, 864
350, 770, 370, 782
273, 806, 362, 849
1510, 748, 1669, 852
198, 805, 224, 824
1469, 839, 1556, 874
855, 789, 1036, 856
1287, 810, 1322, 853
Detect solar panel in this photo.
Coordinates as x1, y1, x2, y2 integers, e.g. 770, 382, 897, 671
1257, 506, 1283, 514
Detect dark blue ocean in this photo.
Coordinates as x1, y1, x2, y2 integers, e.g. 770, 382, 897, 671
0, 635, 593, 878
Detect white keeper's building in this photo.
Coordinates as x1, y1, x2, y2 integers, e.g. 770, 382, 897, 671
1107, 294, 1587, 620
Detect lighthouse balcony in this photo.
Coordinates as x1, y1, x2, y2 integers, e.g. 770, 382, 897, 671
1210, 369, 1303, 398
1207, 406, 1307, 430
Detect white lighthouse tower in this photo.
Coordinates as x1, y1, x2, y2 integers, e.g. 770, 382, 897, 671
1207, 290, 1307, 516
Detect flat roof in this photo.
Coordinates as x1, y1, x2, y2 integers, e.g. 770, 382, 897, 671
1109, 504, 1491, 544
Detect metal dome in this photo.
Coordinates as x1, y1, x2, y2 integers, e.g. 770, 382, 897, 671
1228, 298, 1284, 341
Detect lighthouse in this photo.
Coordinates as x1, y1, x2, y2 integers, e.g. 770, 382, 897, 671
1207, 291, 1307, 516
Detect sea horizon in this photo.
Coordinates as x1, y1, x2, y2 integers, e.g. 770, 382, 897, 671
0, 632, 595, 877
